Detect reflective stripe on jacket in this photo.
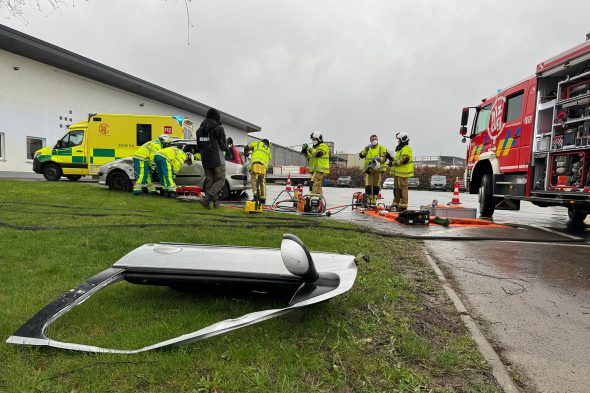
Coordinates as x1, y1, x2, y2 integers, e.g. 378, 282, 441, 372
307, 143, 330, 174
248, 141, 272, 169
133, 139, 162, 161
361, 144, 388, 172
391, 145, 414, 177
155, 147, 187, 173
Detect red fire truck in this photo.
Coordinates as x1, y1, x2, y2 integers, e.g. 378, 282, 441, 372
459, 35, 590, 224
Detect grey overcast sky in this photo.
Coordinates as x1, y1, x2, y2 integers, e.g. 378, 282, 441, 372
3, 0, 590, 157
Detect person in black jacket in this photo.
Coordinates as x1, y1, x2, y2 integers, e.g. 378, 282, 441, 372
196, 108, 229, 208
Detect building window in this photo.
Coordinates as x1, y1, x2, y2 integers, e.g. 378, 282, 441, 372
26, 137, 45, 160
0, 132, 5, 160
137, 124, 152, 146
505, 91, 524, 123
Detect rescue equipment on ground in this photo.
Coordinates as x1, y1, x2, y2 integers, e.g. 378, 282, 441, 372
395, 210, 430, 225
176, 186, 203, 198
297, 194, 327, 215
6, 234, 357, 354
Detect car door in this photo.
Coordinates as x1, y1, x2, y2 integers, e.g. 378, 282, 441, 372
176, 160, 205, 186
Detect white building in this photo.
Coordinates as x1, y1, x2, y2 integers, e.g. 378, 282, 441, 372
0, 24, 260, 176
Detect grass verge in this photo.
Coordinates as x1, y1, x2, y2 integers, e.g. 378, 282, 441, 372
0, 179, 499, 392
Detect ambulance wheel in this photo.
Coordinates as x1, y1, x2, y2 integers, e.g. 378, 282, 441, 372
478, 173, 495, 217
42, 163, 62, 181
108, 171, 132, 192
568, 207, 587, 225
66, 175, 82, 181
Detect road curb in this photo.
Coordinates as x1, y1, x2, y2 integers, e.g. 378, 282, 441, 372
422, 248, 521, 393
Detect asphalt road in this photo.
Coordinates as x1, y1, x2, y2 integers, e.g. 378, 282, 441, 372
263, 185, 590, 393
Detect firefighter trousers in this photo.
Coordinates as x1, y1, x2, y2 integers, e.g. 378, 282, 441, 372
364, 171, 382, 204
393, 176, 409, 210
251, 173, 267, 201
310, 172, 325, 195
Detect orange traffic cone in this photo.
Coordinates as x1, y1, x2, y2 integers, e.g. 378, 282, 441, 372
286, 174, 292, 192
448, 181, 461, 205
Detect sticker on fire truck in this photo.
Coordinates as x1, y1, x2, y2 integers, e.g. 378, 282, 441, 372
488, 96, 506, 145
164, 126, 173, 134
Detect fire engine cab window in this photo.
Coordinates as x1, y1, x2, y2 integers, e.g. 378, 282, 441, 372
137, 124, 152, 146
474, 105, 492, 135
505, 91, 524, 123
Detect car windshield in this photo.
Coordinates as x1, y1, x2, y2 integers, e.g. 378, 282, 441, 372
431, 176, 445, 181
384, 178, 394, 182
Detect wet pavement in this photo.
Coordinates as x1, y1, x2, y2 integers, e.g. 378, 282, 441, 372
262, 185, 590, 392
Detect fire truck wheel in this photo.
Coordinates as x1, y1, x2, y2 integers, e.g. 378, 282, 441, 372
567, 207, 587, 225
42, 163, 62, 181
66, 175, 82, 181
478, 173, 495, 217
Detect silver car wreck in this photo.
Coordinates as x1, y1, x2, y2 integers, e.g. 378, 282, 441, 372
7, 234, 357, 354
97, 139, 250, 199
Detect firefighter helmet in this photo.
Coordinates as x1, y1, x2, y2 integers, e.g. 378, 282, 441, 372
395, 132, 409, 143
310, 132, 323, 142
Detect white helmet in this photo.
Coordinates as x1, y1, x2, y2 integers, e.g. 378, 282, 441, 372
395, 132, 409, 143
158, 134, 173, 146
310, 132, 323, 142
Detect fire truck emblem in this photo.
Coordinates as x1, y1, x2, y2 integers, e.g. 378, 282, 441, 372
488, 96, 506, 144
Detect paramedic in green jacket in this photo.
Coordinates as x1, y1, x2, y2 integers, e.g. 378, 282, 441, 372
302, 132, 330, 195
388, 132, 414, 211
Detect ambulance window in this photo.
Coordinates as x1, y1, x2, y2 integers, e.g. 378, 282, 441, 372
137, 124, 152, 146
68, 130, 84, 147
474, 104, 492, 135
505, 91, 524, 122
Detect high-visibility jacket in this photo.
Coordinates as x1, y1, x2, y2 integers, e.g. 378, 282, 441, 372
391, 145, 414, 177
155, 147, 187, 173
133, 139, 162, 161
307, 143, 330, 174
248, 141, 272, 170
360, 144, 388, 172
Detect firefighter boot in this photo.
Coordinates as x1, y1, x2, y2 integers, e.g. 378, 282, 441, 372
168, 191, 177, 199
160, 189, 168, 198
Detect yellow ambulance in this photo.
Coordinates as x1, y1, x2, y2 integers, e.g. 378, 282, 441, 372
33, 113, 193, 181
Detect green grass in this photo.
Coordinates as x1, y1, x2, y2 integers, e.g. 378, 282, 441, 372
0, 179, 499, 392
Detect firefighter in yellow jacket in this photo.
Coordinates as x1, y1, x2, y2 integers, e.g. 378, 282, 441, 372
153, 146, 192, 198
244, 138, 272, 204
387, 132, 414, 211
359, 134, 388, 205
132, 134, 172, 195
302, 132, 330, 195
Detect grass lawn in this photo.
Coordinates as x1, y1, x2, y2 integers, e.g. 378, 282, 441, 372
0, 179, 499, 392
